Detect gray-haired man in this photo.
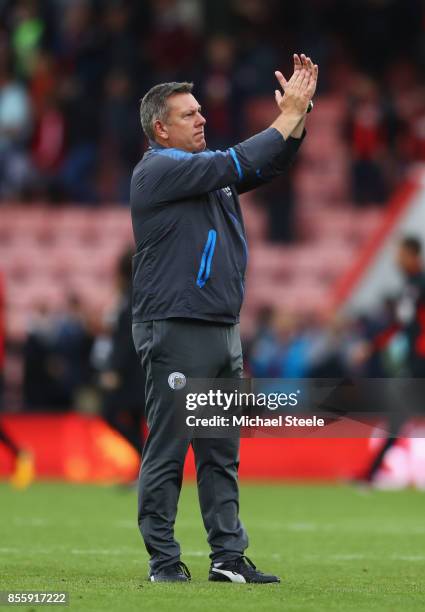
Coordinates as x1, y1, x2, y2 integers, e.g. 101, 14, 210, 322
131, 54, 318, 582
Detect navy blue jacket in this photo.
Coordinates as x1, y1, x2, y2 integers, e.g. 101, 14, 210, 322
130, 127, 304, 324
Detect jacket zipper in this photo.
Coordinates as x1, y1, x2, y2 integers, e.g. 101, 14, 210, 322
196, 229, 217, 288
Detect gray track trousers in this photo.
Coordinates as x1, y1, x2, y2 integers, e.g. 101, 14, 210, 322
132, 318, 249, 572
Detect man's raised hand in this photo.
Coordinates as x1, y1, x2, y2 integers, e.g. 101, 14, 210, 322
274, 54, 318, 115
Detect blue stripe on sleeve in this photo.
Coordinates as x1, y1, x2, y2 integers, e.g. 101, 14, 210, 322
229, 148, 243, 180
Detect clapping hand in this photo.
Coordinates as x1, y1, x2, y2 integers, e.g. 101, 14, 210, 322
274, 54, 318, 115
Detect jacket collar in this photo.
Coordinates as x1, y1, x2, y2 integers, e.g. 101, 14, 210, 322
149, 139, 166, 150
148, 139, 210, 154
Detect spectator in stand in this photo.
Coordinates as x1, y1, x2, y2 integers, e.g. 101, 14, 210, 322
56, 0, 103, 203
198, 35, 239, 150
255, 163, 297, 243
249, 311, 311, 378
404, 99, 425, 164
346, 75, 390, 206
30, 93, 66, 200
59, 75, 100, 203
246, 306, 279, 378
57, 0, 104, 94
99, 70, 141, 202
23, 296, 93, 410
146, 0, 202, 81
243, 305, 274, 373
384, 59, 424, 177
23, 302, 61, 409
10, 0, 45, 80
102, 0, 141, 81
0, 36, 33, 199
53, 293, 94, 401
307, 312, 352, 378
234, 39, 278, 102
29, 51, 65, 199
29, 50, 58, 115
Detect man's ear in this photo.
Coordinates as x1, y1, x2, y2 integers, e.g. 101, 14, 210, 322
154, 119, 169, 141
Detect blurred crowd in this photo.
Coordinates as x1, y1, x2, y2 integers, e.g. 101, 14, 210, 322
1, 0, 425, 413
1, 231, 422, 415
17, 281, 411, 412
0, 0, 424, 207
22, 294, 95, 409
21, 248, 145, 416
245, 302, 407, 381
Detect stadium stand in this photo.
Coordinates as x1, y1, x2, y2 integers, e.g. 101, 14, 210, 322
0, 0, 424, 411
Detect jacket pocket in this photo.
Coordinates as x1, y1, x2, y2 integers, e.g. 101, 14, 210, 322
196, 229, 217, 288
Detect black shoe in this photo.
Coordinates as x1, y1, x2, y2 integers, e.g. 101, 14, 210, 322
149, 561, 191, 583
209, 555, 280, 584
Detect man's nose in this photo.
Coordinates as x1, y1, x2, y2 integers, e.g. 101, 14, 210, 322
196, 113, 206, 126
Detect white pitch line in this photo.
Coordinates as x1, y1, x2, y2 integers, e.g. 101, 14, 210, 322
284, 522, 318, 531
0, 547, 55, 554
1, 547, 424, 563
9, 517, 425, 536
390, 555, 425, 561
0, 548, 20, 554
304, 553, 425, 562
247, 521, 425, 535
330, 554, 367, 560
71, 548, 140, 555
12, 518, 49, 526
112, 520, 135, 529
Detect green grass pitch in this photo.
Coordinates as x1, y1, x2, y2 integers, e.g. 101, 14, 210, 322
0, 482, 424, 611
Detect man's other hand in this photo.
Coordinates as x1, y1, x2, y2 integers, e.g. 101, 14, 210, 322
274, 54, 318, 115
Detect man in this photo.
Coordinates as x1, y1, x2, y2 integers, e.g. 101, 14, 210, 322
361, 236, 425, 482
131, 54, 318, 583
376, 237, 425, 379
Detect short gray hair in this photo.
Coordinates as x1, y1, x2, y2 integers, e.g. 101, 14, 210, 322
140, 82, 194, 141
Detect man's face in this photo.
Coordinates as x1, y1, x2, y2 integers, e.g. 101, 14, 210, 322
397, 245, 420, 276
157, 93, 206, 152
